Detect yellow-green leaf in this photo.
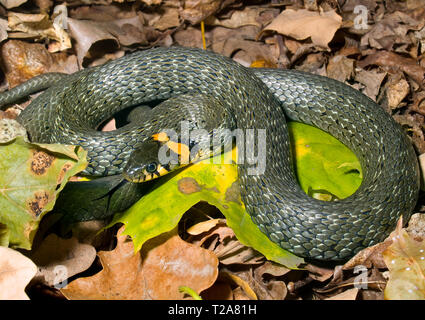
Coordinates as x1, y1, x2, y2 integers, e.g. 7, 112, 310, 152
0, 136, 87, 249
289, 122, 362, 200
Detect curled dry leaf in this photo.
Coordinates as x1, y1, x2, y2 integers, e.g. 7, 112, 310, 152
29, 234, 96, 286
61, 226, 218, 300
67, 18, 119, 67
261, 9, 342, 49
8, 11, 71, 52
68, 16, 159, 66
0, 247, 37, 300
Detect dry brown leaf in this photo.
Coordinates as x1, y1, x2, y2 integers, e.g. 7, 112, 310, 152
254, 261, 291, 279
0, 247, 37, 300
261, 9, 342, 49
141, 228, 219, 299
151, 7, 181, 30
326, 55, 355, 82
354, 68, 387, 101
67, 18, 118, 66
358, 51, 425, 87
304, 263, 334, 282
216, 237, 264, 265
180, 0, 236, 25
29, 234, 96, 287
8, 11, 71, 52
385, 75, 410, 109
343, 240, 392, 270
61, 226, 218, 300
1, 40, 78, 88
205, 7, 262, 29
211, 26, 278, 67
173, 26, 203, 48
360, 11, 422, 51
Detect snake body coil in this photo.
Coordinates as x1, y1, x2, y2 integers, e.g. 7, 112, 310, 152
5, 47, 419, 260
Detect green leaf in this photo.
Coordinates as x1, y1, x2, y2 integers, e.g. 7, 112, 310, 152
111, 122, 362, 269
288, 122, 362, 200
0, 136, 87, 249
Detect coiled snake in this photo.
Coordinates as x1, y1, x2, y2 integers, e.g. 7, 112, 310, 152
0, 47, 419, 261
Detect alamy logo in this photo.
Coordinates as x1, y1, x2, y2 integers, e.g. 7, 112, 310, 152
157, 121, 267, 175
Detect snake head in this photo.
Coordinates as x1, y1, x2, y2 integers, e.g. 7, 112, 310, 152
123, 132, 190, 183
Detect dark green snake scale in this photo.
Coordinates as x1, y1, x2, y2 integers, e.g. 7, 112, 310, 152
0, 47, 420, 261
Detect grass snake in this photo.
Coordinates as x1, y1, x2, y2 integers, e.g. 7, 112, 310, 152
0, 47, 420, 261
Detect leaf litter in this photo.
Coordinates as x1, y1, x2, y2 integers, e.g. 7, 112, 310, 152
0, 0, 424, 301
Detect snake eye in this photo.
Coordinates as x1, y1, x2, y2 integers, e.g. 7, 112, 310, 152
146, 162, 158, 173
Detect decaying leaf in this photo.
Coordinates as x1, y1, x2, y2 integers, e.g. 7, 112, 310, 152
0, 136, 87, 249
0, 246, 37, 300
0, 119, 28, 143
61, 226, 218, 300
